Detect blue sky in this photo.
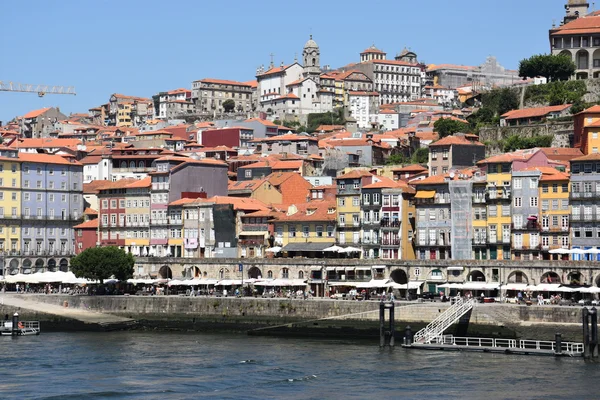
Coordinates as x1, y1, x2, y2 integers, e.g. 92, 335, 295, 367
0, 0, 571, 122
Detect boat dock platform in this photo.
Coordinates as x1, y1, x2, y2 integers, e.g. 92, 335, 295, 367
403, 334, 584, 357
0, 319, 41, 336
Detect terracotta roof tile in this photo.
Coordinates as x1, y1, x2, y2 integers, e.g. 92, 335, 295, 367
22, 107, 52, 119
197, 78, 251, 87
501, 105, 571, 120
73, 219, 99, 229
429, 135, 484, 147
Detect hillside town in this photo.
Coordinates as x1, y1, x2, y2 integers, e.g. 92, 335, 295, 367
3, 0, 600, 297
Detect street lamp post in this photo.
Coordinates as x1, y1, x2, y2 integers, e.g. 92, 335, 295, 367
239, 263, 244, 297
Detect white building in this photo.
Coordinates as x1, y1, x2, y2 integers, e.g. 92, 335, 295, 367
348, 91, 380, 129
378, 110, 401, 131
153, 88, 194, 120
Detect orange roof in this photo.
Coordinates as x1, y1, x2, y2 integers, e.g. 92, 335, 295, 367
228, 178, 266, 192
577, 105, 600, 115
73, 219, 99, 229
477, 149, 541, 165
83, 180, 115, 194
361, 45, 385, 54
501, 105, 571, 120
83, 207, 98, 215
429, 135, 484, 147
168, 197, 208, 206
551, 14, 600, 35
337, 170, 373, 180
427, 64, 477, 72
245, 118, 277, 127
272, 160, 303, 170
257, 65, 292, 77
167, 88, 190, 95
126, 176, 151, 188
23, 107, 52, 119
208, 196, 269, 211
392, 164, 428, 172
274, 200, 336, 222
522, 166, 569, 181
539, 147, 583, 162
415, 131, 439, 142
18, 152, 81, 166
243, 80, 258, 88
10, 138, 83, 149
571, 153, 600, 162
199, 78, 251, 87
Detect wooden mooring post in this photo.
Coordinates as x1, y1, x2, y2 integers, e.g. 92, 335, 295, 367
582, 306, 599, 359
379, 301, 395, 348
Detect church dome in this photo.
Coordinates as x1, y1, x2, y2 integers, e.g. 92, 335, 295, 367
304, 35, 318, 49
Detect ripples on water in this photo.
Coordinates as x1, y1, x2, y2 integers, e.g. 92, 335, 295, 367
0, 331, 599, 399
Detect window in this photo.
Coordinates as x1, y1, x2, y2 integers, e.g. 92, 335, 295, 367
529, 197, 538, 207
338, 198, 345, 206
514, 197, 522, 207
245, 170, 251, 178
352, 197, 360, 206
302, 226, 309, 238
541, 184, 548, 193
289, 225, 296, 237
316, 225, 323, 237
513, 178, 522, 189
373, 193, 380, 204
363, 193, 370, 205
530, 179, 538, 189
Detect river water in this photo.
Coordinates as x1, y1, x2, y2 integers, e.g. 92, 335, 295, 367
1, 331, 599, 399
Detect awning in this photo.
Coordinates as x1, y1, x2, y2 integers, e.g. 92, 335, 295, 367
387, 281, 424, 290
355, 267, 371, 271
255, 279, 306, 287
372, 265, 386, 270
310, 266, 323, 271
345, 267, 355, 271
335, 267, 346, 271
463, 282, 499, 290
328, 282, 358, 287
282, 242, 335, 252
447, 266, 464, 271
356, 279, 391, 288
326, 267, 336, 271
414, 190, 435, 199
503, 283, 528, 291
528, 283, 562, 292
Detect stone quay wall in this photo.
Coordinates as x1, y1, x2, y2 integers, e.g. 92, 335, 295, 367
134, 257, 600, 289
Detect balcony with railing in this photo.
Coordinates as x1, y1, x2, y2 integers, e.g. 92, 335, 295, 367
511, 221, 540, 231
571, 191, 600, 200
241, 223, 269, 232
362, 237, 380, 246
380, 219, 400, 228
381, 238, 401, 246
486, 188, 511, 200
362, 219, 380, 227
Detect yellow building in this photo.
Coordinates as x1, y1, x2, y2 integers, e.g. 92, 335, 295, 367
116, 102, 133, 127
575, 105, 600, 155
536, 167, 571, 260
336, 170, 373, 247
273, 200, 336, 257
0, 155, 21, 253
477, 158, 512, 260
124, 177, 151, 256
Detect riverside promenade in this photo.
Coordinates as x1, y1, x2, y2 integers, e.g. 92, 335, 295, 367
0, 293, 587, 341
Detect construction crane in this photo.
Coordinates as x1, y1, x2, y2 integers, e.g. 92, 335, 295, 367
0, 81, 76, 97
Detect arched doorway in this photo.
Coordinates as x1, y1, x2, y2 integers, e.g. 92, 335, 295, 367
298, 270, 305, 279
22, 259, 32, 274
48, 259, 57, 272
577, 49, 589, 70
35, 259, 44, 273
468, 270, 485, 282
59, 258, 69, 272
247, 266, 262, 279
506, 270, 529, 284
9, 259, 19, 275
218, 268, 229, 280
540, 271, 561, 284
390, 269, 408, 284
567, 271, 583, 285
159, 265, 172, 279
192, 266, 200, 278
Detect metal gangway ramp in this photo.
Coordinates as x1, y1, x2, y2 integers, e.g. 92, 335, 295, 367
413, 297, 476, 344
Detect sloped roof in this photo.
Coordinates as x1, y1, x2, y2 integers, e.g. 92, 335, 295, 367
274, 200, 336, 222
336, 170, 373, 180
501, 105, 571, 120
23, 107, 52, 119
73, 219, 99, 229
429, 135, 484, 147
551, 13, 600, 35
392, 164, 428, 172
18, 152, 81, 166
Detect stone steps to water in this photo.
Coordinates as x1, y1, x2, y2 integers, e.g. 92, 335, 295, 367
0, 294, 136, 330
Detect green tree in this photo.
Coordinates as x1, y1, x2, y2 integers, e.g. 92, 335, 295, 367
222, 99, 235, 113
518, 54, 575, 82
433, 118, 470, 138
501, 135, 554, 152
386, 153, 409, 165
70, 246, 134, 284
411, 148, 429, 164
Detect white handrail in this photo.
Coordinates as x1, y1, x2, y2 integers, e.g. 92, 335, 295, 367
413, 297, 476, 343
